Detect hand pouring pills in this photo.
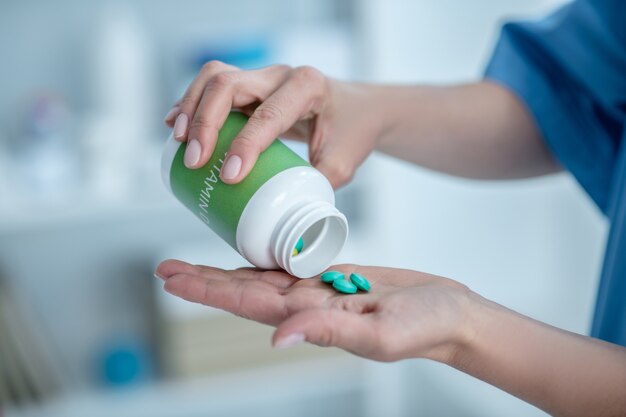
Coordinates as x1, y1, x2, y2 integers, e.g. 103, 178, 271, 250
161, 112, 349, 278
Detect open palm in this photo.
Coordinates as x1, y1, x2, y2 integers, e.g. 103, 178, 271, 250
156, 259, 473, 363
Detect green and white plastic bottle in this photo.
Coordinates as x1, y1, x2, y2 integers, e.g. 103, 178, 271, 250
161, 112, 348, 278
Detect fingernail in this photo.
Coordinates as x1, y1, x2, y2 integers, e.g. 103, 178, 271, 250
164, 107, 179, 123
274, 333, 305, 349
221, 155, 242, 180
173, 113, 188, 139
154, 272, 166, 280
184, 139, 202, 168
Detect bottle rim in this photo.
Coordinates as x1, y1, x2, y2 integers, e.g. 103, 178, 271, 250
272, 200, 348, 278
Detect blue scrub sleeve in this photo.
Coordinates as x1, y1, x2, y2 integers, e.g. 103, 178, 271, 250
484, 0, 626, 214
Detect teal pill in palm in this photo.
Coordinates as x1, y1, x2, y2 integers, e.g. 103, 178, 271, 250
321, 271, 344, 283
295, 237, 304, 253
350, 273, 371, 292
332, 279, 357, 294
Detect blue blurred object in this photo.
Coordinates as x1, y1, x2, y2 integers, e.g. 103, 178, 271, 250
100, 341, 151, 387
190, 36, 272, 70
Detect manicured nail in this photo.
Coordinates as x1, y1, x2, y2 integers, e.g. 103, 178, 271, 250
184, 139, 201, 168
154, 272, 166, 280
164, 107, 179, 123
221, 155, 242, 180
274, 333, 305, 349
173, 113, 188, 139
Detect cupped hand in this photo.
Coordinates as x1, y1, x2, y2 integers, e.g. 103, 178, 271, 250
164, 61, 384, 188
155, 260, 476, 363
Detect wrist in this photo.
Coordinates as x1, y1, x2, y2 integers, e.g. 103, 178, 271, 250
370, 84, 436, 151
332, 81, 399, 148
363, 84, 400, 148
439, 289, 494, 368
445, 289, 522, 373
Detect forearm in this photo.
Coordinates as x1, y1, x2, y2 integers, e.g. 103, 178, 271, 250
366, 81, 560, 179
450, 294, 626, 417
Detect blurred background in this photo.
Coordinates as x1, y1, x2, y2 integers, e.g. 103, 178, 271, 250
0, 0, 607, 416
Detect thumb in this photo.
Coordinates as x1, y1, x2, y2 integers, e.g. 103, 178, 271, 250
313, 157, 356, 189
272, 308, 378, 357
311, 138, 363, 189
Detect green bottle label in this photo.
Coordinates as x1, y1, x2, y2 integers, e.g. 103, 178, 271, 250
169, 112, 310, 248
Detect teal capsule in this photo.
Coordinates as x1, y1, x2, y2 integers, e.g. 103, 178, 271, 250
350, 273, 371, 292
332, 279, 357, 294
321, 271, 344, 283
295, 237, 304, 253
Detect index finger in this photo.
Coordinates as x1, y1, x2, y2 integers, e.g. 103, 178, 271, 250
220, 66, 327, 183
172, 61, 239, 141
163, 272, 289, 326
184, 65, 292, 169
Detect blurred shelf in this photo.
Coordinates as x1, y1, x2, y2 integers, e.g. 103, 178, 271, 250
0, 189, 181, 236
5, 356, 367, 417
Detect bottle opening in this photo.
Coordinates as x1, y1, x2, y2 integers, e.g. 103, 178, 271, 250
275, 203, 348, 278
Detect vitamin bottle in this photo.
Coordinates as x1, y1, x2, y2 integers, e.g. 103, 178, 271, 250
161, 112, 348, 278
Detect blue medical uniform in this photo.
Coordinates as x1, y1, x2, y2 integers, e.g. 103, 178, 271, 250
485, 0, 626, 346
